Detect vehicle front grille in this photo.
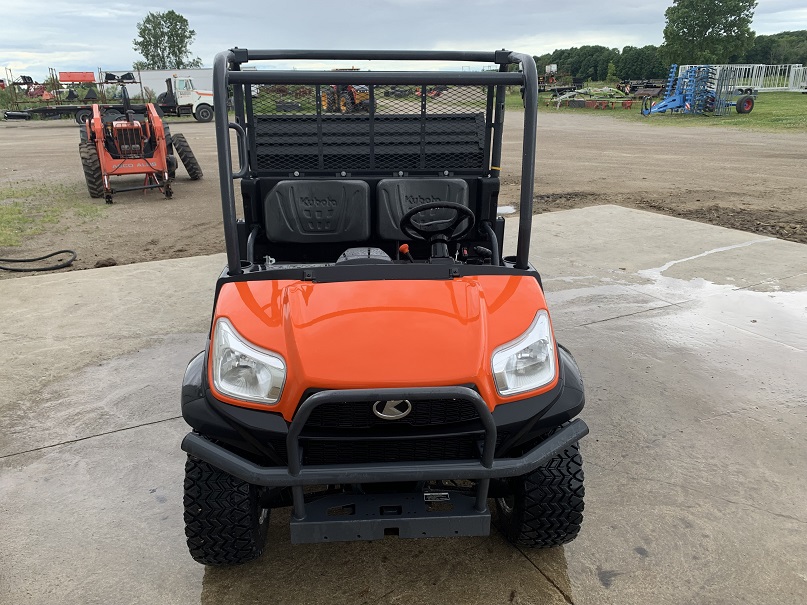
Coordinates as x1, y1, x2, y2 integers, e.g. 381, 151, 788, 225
265, 431, 509, 466
261, 393, 506, 466
302, 435, 480, 465
304, 398, 479, 429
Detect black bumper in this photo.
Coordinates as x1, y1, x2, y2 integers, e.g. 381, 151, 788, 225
180, 347, 586, 543
182, 418, 588, 487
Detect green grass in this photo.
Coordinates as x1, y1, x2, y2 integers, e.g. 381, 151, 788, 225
0, 182, 104, 247
504, 89, 807, 131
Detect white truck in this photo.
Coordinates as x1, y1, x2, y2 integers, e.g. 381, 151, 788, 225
156, 75, 215, 122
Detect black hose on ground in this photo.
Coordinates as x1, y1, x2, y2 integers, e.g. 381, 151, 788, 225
0, 250, 77, 272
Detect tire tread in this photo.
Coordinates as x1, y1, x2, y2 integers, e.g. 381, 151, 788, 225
498, 439, 585, 548
172, 133, 203, 180
183, 456, 268, 565
79, 142, 104, 198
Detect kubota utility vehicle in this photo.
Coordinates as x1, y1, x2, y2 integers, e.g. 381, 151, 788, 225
180, 48, 588, 566
79, 85, 202, 204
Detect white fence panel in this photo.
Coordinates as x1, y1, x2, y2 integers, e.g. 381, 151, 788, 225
678, 64, 805, 91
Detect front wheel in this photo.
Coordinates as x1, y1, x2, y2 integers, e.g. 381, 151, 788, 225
184, 456, 269, 565
194, 103, 214, 122
496, 440, 584, 548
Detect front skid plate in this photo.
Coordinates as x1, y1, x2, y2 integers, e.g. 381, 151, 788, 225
290, 492, 490, 544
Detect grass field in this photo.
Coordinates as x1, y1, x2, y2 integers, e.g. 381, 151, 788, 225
0, 183, 104, 247
504, 90, 807, 131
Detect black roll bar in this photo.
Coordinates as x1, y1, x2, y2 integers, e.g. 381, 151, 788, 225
212, 48, 538, 275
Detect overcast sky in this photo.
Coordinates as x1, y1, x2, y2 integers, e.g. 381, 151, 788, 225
3, 0, 807, 78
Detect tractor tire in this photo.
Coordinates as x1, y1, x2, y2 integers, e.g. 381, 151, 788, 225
167, 154, 178, 180
496, 439, 584, 548
164, 127, 177, 179
736, 95, 754, 114
340, 93, 354, 114
194, 103, 214, 123
184, 456, 269, 566
321, 88, 337, 112
79, 142, 104, 199
172, 133, 203, 180
74, 109, 92, 125
156, 92, 167, 104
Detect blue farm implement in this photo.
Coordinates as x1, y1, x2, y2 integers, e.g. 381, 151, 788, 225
641, 65, 756, 117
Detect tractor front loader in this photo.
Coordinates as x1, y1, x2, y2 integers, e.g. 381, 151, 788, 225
79, 85, 202, 204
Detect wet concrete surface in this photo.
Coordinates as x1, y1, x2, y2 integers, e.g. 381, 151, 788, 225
1, 205, 805, 604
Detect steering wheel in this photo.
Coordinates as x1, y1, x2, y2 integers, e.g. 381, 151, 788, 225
399, 202, 475, 242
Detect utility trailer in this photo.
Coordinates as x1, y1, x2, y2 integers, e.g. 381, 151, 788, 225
3, 70, 134, 124
178, 48, 588, 566
4, 103, 116, 124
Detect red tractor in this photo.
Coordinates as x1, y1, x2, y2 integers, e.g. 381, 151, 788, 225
79, 86, 201, 204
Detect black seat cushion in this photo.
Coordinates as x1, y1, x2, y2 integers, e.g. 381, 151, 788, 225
376, 178, 470, 240
264, 180, 370, 243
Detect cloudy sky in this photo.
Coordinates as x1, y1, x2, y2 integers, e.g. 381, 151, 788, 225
3, 0, 807, 78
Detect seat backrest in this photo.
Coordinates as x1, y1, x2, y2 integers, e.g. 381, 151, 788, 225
253, 113, 486, 174
264, 180, 370, 243
376, 178, 470, 240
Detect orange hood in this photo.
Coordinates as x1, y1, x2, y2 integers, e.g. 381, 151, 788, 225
210, 275, 555, 420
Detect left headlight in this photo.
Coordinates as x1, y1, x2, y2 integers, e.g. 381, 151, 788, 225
211, 318, 286, 404
492, 310, 556, 396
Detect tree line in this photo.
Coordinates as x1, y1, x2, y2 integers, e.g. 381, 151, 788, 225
533, 30, 807, 83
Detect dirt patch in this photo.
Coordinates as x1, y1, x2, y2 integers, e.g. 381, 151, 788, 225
1, 110, 805, 279
531, 192, 807, 244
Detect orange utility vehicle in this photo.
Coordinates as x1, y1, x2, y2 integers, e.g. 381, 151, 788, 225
79, 86, 201, 203
180, 48, 588, 565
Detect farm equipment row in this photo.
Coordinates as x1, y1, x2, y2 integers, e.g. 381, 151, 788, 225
551, 87, 636, 109
3, 68, 214, 123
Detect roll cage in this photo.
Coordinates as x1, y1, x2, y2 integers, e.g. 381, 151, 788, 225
212, 48, 539, 275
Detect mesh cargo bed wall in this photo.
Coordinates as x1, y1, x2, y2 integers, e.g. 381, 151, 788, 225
246, 84, 493, 175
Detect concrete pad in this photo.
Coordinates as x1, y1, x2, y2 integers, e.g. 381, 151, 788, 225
2, 205, 806, 605
0, 255, 224, 456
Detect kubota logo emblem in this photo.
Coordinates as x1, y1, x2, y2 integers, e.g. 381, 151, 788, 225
372, 399, 413, 420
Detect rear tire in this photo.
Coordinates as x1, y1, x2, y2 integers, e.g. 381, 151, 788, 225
171, 133, 203, 180
340, 92, 354, 114
184, 456, 269, 566
496, 439, 584, 548
79, 142, 104, 199
736, 95, 754, 114
322, 88, 337, 112
194, 103, 213, 123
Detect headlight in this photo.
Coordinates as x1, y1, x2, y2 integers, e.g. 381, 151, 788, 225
212, 318, 286, 404
492, 310, 556, 396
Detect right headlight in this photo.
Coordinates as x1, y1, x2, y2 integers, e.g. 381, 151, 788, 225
211, 318, 286, 405
491, 310, 556, 396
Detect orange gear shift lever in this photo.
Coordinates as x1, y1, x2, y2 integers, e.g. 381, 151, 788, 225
399, 244, 415, 263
